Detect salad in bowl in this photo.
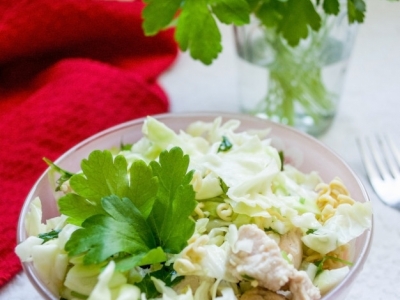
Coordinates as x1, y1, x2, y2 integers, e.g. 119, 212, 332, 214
16, 114, 372, 300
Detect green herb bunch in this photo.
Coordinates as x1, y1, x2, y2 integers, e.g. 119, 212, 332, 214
142, 0, 367, 65
46, 147, 197, 296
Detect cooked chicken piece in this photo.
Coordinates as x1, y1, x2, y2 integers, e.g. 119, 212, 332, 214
290, 271, 321, 300
240, 287, 285, 300
228, 224, 294, 291
279, 228, 303, 269
228, 224, 321, 300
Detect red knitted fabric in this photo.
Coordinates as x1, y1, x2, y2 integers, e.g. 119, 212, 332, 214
0, 0, 178, 287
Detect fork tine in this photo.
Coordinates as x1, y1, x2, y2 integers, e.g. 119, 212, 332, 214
366, 135, 393, 180
357, 134, 400, 209
386, 134, 400, 168
379, 134, 400, 178
357, 136, 382, 181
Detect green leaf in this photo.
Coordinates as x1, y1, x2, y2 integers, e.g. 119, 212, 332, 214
150, 148, 192, 207
136, 264, 183, 298
139, 247, 167, 266
277, 0, 322, 47
114, 254, 145, 272
142, 0, 182, 35
114, 247, 167, 271
306, 228, 318, 234
58, 193, 105, 226
120, 142, 133, 151
218, 136, 233, 152
220, 178, 229, 194
140, 0, 369, 65
65, 195, 155, 264
63, 147, 196, 268
323, 0, 340, 15
159, 184, 196, 253
148, 147, 197, 253
347, 0, 366, 23
255, 1, 285, 28
210, 0, 251, 25
175, 0, 222, 65
66, 151, 157, 220
253, 0, 322, 46
246, 0, 262, 11
43, 157, 74, 191
126, 160, 158, 219
69, 151, 129, 205
135, 276, 159, 299
38, 229, 61, 244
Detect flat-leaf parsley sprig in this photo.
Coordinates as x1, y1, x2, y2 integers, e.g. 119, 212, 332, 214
57, 147, 197, 271
142, 0, 368, 64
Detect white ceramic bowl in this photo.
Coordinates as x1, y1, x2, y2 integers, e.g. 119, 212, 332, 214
17, 112, 372, 299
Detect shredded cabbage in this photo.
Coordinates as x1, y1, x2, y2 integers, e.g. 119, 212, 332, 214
302, 202, 372, 254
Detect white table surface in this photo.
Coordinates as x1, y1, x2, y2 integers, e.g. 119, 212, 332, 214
2, 0, 400, 299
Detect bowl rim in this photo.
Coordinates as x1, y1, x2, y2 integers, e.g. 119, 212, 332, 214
17, 112, 373, 300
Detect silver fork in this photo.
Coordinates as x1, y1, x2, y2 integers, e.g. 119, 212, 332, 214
357, 134, 400, 210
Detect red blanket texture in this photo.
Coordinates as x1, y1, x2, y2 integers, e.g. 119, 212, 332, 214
0, 0, 178, 287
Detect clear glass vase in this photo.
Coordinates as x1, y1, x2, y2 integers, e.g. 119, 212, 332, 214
234, 11, 357, 136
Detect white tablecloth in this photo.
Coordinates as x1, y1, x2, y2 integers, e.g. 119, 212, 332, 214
2, 0, 400, 298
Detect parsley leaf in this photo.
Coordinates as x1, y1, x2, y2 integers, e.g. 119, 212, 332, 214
220, 178, 229, 194
113, 247, 167, 271
38, 229, 61, 244
306, 228, 318, 234
59, 151, 158, 225
65, 195, 155, 265
277, 0, 321, 47
246, 0, 323, 46
120, 142, 133, 151
142, 0, 182, 35
126, 160, 159, 219
43, 158, 74, 191
68, 151, 129, 205
58, 193, 105, 226
148, 147, 197, 253
175, 0, 222, 65
62, 147, 196, 267
254, 1, 285, 29
136, 264, 183, 298
323, 0, 340, 15
135, 276, 159, 299
218, 136, 233, 152
210, 0, 250, 26
347, 0, 366, 23
141, 0, 370, 65
143, 0, 251, 64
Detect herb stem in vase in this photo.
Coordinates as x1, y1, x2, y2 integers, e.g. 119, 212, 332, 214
235, 11, 357, 136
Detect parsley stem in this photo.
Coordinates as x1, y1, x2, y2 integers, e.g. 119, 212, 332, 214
239, 11, 355, 135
